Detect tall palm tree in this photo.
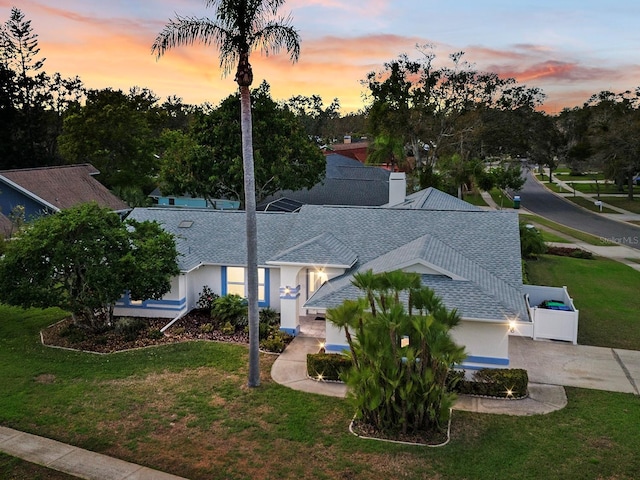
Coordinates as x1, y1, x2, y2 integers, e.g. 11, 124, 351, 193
152, 0, 300, 387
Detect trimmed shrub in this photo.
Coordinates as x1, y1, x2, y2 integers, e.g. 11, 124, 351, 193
211, 294, 248, 330
259, 307, 280, 326
148, 329, 164, 339
307, 353, 352, 381
199, 323, 214, 333
546, 245, 593, 259
221, 321, 235, 335
115, 317, 147, 341
450, 368, 528, 398
196, 285, 219, 312
520, 222, 547, 259
259, 308, 281, 340
259, 329, 293, 353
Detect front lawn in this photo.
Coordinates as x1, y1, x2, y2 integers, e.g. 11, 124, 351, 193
526, 255, 640, 349
1, 305, 640, 479
0, 453, 76, 480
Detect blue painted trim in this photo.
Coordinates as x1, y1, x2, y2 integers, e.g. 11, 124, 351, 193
464, 355, 510, 366
458, 363, 508, 371
221, 266, 270, 307
325, 344, 350, 354
221, 267, 228, 295
116, 293, 187, 311
280, 325, 300, 336
261, 269, 270, 308
279, 284, 300, 299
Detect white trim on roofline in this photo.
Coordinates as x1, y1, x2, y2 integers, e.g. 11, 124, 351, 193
265, 260, 355, 269
392, 259, 467, 281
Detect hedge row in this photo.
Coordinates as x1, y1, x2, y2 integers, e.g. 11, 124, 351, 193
306, 353, 351, 381
449, 368, 529, 398
307, 353, 529, 399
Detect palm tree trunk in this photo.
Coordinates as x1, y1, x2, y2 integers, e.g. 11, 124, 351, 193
240, 83, 260, 388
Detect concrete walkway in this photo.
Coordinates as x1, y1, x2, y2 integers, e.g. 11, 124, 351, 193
0, 425, 187, 480
271, 335, 567, 416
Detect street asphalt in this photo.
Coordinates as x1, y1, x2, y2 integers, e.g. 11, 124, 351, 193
518, 170, 640, 249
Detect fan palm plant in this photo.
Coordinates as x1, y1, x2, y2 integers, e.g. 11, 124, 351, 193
152, 0, 300, 387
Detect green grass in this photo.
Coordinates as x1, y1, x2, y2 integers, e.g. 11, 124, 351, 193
519, 213, 615, 246
564, 196, 618, 214
570, 182, 629, 195
462, 191, 488, 206
597, 196, 640, 214
539, 230, 572, 243
555, 172, 606, 181
2, 305, 640, 479
542, 181, 568, 193
0, 453, 76, 479
488, 188, 516, 209
527, 255, 640, 349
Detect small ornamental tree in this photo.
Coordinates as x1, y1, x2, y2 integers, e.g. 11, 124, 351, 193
327, 270, 466, 435
0, 202, 179, 330
519, 222, 547, 259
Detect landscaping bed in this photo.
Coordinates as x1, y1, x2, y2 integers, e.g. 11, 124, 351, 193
41, 310, 250, 354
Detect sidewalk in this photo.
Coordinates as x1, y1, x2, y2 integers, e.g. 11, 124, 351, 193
0, 425, 188, 480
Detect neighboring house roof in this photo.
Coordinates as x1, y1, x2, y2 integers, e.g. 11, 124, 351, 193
258, 154, 391, 209
322, 141, 369, 163
0, 164, 129, 213
128, 197, 527, 323
388, 187, 483, 211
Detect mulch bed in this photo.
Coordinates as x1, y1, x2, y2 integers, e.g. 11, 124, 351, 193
41, 310, 249, 354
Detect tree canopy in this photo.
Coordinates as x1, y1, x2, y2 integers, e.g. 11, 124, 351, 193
0, 203, 179, 330
159, 81, 325, 204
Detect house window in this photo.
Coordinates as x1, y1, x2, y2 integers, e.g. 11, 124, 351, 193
308, 268, 328, 297
222, 267, 269, 306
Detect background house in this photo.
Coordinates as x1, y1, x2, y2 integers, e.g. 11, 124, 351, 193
258, 153, 398, 211
0, 164, 129, 231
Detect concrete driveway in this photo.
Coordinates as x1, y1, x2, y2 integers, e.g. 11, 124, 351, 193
509, 336, 640, 395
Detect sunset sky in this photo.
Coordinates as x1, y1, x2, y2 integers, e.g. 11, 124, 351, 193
4, 0, 640, 114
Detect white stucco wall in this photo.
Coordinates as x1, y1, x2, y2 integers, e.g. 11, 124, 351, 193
114, 274, 187, 319
325, 318, 511, 370
451, 320, 510, 369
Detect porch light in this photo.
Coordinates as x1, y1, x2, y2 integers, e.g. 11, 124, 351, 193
316, 268, 328, 283
508, 320, 517, 333
284, 286, 291, 295
318, 341, 325, 350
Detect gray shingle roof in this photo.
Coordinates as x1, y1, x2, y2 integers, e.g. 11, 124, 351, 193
128, 198, 526, 322
268, 232, 357, 267
258, 154, 391, 208
389, 187, 482, 211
